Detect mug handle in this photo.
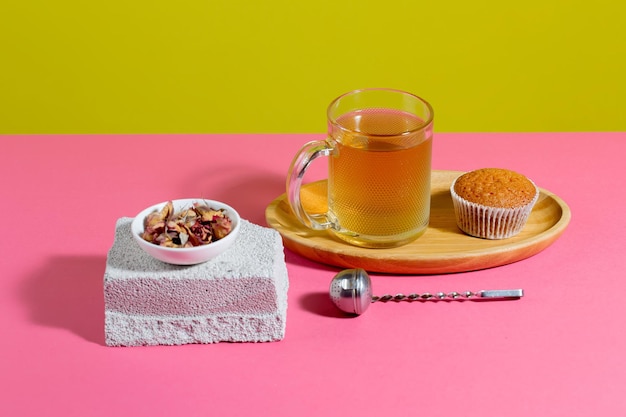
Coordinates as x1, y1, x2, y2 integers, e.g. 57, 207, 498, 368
286, 140, 333, 230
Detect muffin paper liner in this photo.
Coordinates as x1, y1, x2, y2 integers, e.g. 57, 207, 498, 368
450, 177, 539, 239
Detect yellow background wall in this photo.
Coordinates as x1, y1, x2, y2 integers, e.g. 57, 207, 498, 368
1, 0, 624, 134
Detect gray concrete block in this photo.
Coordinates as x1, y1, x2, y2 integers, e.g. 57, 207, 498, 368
104, 218, 288, 346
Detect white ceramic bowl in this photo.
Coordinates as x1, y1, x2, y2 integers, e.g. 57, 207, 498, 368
131, 198, 241, 265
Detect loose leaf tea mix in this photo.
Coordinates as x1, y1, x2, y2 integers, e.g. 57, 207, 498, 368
141, 201, 233, 248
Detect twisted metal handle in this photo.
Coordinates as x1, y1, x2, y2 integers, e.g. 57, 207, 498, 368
372, 289, 523, 303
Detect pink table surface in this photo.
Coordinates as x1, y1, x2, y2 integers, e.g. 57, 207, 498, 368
1, 132, 625, 417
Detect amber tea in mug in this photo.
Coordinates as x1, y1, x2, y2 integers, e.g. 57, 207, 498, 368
286, 88, 434, 248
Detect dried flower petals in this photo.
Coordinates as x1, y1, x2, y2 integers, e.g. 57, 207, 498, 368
141, 201, 233, 248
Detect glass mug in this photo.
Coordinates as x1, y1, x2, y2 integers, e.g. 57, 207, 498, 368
286, 88, 434, 248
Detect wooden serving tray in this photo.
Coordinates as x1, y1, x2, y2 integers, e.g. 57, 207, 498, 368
265, 170, 571, 274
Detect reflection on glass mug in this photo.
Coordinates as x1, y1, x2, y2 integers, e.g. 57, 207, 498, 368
286, 88, 434, 248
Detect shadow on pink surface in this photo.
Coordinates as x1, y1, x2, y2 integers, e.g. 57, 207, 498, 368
283, 250, 350, 318
299, 292, 347, 318
20, 256, 106, 345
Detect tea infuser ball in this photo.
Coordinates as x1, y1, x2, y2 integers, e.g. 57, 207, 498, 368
329, 268, 373, 315
329, 268, 524, 316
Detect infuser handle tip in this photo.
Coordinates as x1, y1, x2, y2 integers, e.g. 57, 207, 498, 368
478, 289, 524, 299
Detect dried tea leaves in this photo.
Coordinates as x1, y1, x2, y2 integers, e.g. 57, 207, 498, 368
141, 201, 233, 248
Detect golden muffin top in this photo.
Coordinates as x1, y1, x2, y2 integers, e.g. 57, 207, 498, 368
453, 168, 537, 208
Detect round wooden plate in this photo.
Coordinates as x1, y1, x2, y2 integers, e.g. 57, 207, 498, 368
265, 170, 571, 274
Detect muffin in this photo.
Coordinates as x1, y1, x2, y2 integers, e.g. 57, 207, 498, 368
450, 168, 539, 239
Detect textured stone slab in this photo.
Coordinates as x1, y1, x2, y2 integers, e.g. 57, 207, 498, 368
104, 217, 288, 346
